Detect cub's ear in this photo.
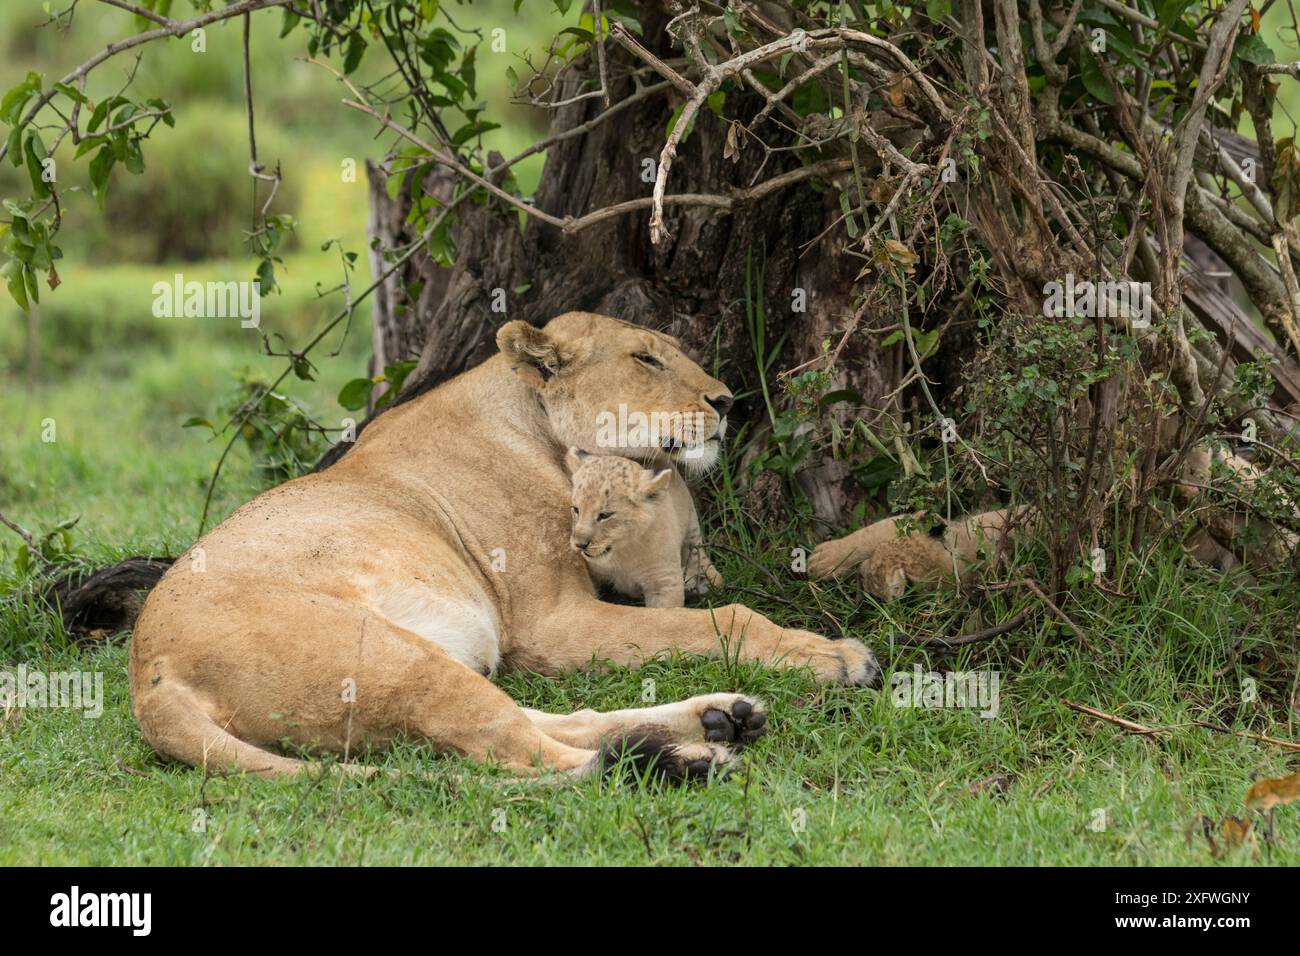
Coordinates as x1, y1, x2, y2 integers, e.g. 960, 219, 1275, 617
566, 446, 592, 475
640, 468, 674, 499
497, 320, 567, 388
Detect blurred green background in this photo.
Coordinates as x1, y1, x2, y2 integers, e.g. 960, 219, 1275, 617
0, 0, 570, 554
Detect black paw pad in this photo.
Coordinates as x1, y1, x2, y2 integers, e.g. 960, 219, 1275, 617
701, 699, 768, 748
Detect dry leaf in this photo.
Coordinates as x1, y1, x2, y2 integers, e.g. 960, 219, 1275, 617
723, 121, 743, 163
867, 176, 901, 205
888, 77, 913, 108
881, 238, 918, 274
968, 772, 1012, 795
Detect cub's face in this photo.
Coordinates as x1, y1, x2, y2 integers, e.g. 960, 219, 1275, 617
566, 449, 672, 562
496, 312, 734, 474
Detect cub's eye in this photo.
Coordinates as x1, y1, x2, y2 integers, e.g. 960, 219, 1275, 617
597, 512, 613, 521
572, 506, 579, 515
632, 352, 664, 370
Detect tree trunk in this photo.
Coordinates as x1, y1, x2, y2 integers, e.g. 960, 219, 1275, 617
324, 12, 936, 529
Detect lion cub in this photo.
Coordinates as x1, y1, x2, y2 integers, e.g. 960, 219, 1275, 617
807, 506, 1027, 600
566, 448, 722, 607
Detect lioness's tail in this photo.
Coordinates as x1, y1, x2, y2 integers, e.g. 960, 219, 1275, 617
41, 556, 173, 639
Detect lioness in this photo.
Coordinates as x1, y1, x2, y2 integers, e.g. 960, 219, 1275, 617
566, 448, 722, 608
129, 312, 878, 782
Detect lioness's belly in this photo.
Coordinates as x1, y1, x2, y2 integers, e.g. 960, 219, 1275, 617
371, 585, 501, 676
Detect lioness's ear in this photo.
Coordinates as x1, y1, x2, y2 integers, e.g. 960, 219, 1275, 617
497, 320, 566, 388
640, 468, 673, 499
566, 447, 591, 474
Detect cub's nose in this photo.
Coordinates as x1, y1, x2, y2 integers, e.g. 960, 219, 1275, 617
705, 392, 733, 417
572, 538, 590, 551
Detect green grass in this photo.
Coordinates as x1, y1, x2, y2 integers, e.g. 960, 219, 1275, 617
1, 565, 1297, 865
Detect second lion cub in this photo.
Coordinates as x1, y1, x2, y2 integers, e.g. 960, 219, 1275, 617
566, 448, 722, 607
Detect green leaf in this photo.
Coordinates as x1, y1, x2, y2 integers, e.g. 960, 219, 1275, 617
256, 257, 278, 295
5, 125, 23, 168
88, 146, 115, 207
337, 377, 374, 410
24, 132, 49, 200
52, 82, 88, 105
925, 0, 952, 19
383, 360, 417, 393
182, 416, 215, 430
1234, 33, 1274, 66
1079, 53, 1116, 105
24, 261, 38, 304
87, 98, 110, 133
2, 259, 29, 311
0, 71, 41, 125
343, 32, 368, 74
1155, 0, 1196, 29
74, 135, 106, 158
818, 388, 863, 409
124, 140, 145, 175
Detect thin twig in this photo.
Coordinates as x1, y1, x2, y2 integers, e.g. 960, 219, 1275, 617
892, 608, 1033, 649
1063, 700, 1166, 735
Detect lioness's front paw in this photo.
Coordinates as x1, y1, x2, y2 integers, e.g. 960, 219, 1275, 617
666, 741, 738, 780
699, 694, 767, 747
833, 637, 881, 688
807, 539, 860, 580
599, 735, 736, 783
782, 629, 880, 687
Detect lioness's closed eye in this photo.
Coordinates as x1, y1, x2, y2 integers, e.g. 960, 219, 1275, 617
566, 448, 721, 607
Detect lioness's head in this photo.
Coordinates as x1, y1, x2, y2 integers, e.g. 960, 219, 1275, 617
565, 448, 671, 561
497, 312, 733, 473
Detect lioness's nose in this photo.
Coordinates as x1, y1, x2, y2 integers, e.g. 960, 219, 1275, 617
706, 392, 733, 416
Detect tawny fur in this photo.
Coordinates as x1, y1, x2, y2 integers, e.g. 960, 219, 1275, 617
808, 507, 1027, 600
566, 450, 722, 607
1176, 444, 1298, 569
128, 312, 876, 781
809, 442, 1300, 599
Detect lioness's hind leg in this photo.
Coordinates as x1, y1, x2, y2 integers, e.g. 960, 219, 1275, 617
523, 692, 767, 750
136, 685, 325, 779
